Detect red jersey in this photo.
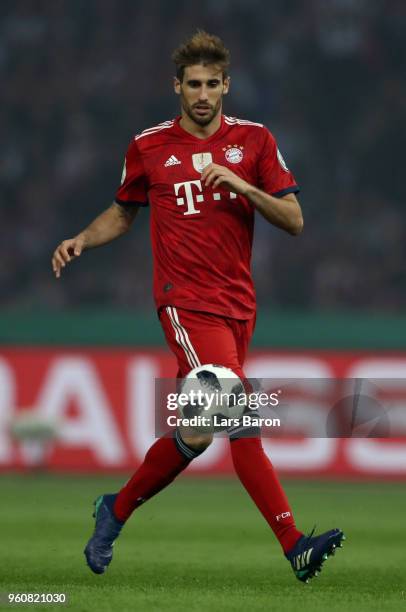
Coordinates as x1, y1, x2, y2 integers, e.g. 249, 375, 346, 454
115, 114, 299, 319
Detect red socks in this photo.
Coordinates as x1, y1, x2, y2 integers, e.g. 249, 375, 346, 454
113, 432, 302, 555
230, 437, 303, 553
114, 435, 191, 522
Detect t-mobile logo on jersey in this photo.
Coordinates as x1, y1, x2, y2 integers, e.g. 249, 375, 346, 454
174, 180, 204, 215
174, 180, 237, 216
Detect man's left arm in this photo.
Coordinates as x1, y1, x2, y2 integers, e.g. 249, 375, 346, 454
202, 163, 303, 236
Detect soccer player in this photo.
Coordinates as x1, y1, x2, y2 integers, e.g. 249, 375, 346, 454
52, 31, 345, 583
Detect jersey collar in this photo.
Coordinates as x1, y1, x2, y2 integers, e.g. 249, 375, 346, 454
173, 114, 227, 144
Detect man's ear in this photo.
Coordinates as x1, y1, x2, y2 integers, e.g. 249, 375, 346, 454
174, 76, 181, 95
223, 76, 230, 95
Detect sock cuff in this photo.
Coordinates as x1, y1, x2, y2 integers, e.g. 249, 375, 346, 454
227, 410, 261, 440
174, 429, 204, 460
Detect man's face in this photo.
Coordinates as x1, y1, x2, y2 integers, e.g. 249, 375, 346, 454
174, 64, 230, 127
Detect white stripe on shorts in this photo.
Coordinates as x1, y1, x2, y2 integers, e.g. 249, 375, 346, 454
166, 307, 201, 369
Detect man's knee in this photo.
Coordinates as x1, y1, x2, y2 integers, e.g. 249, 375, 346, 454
178, 427, 213, 453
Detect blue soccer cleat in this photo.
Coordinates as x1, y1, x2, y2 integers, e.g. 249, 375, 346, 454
286, 527, 346, 583
84, 493, 124, 574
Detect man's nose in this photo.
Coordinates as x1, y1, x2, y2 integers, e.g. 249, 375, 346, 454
198, 86, 209, 100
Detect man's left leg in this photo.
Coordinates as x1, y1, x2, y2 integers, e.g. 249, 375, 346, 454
229, 432, 303, 553
228, 317, 345, 582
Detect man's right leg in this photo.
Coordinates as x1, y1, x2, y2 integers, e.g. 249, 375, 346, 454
113, 429, 211, 521
84, 306, 228, 574
84, 428, 212, 574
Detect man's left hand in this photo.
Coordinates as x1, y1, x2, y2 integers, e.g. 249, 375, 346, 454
201, 163, 250, 195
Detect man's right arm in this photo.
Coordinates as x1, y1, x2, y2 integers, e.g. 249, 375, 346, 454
52, 202, 140, 278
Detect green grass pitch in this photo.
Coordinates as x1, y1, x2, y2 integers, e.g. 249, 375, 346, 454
0, 474, 404, 611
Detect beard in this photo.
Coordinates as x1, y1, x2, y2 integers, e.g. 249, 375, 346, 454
181, 96, 222, 127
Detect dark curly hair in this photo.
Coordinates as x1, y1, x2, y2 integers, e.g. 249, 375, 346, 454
172, 30, 230, 82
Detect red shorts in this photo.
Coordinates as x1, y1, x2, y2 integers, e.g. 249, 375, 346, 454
159, 306, 256, 378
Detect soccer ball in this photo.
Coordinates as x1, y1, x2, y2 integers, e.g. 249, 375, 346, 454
177, 364, 246, 432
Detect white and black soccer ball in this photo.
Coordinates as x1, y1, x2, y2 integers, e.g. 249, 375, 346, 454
178, 364, 246, 432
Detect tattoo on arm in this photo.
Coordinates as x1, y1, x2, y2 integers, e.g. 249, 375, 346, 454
114, 202, 139, 225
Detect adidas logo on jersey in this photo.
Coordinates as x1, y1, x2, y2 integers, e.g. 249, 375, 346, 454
164, 155, 181, 167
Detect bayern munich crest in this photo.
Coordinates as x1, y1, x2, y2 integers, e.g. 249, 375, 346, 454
223, 144, 244, 164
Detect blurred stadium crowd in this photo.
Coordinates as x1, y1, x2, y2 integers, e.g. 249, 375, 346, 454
2, 0, 405, 313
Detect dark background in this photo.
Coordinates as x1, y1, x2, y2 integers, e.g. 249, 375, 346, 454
2, 0, 406, 316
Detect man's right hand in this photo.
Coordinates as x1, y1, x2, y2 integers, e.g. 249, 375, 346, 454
52, 234, 86, 278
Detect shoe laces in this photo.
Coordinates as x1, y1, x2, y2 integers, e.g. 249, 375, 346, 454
301, 524, 317, 554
